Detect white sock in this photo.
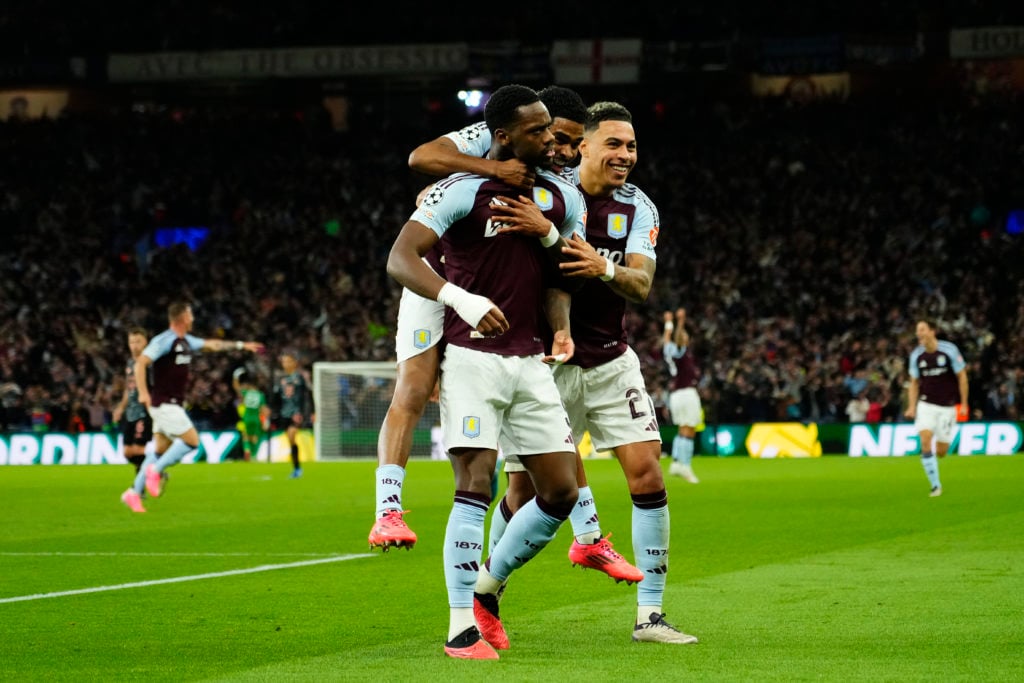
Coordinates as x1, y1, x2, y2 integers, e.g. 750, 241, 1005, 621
475, 566, 504, 596
448, 607, 476, 641
638, 605, 662, 624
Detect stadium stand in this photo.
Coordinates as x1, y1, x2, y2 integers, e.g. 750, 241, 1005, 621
1, 4, 1023, 434
1, 90, 1021, 433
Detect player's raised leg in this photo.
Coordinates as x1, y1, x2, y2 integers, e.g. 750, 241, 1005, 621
369, 345, 439, 550
369, 284, 443, 551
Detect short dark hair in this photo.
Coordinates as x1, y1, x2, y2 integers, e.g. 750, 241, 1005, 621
128, 327, 148, 338
585, 101, 633, 133
167, 302, 191, 321
538, 86, 587, 125
484, 84, 541, 134
918, 319, 937, 332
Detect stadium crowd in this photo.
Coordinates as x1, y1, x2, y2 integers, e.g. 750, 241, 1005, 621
1, 89, 1022, 434
3, 1, 1022, 55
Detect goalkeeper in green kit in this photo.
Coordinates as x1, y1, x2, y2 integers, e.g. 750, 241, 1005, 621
233, 368, 269, 462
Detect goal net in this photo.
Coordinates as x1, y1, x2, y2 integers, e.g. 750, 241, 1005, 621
311, 361, 440, 460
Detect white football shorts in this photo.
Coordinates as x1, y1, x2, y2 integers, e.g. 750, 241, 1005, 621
148, 403, 195, 438
669, 387, 702, 427
503, 452, 525, 473
440, 344, 574, 456
553, 347, 661, 452
394, 286, 444, 363
914, 400, 957, 444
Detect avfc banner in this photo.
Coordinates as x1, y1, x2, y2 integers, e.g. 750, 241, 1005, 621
0, 431, 240, 465
108, 44, 468, 82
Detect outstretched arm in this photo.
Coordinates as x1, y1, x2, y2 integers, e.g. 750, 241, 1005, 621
409, 137, 534, 189
203, 339, 265, 354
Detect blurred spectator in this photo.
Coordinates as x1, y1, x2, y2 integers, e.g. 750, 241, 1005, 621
845, 391, 870, 423
1, 89, 1022, 431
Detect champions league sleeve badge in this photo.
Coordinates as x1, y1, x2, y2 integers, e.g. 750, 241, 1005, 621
423, 185, 445, 206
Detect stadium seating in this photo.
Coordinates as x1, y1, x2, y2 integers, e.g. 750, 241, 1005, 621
1, 91, 1021, 432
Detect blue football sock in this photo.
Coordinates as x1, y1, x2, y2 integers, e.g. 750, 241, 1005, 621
678, 436, 694, 466
486, 497, 566, 583
375, 464, 405, 517
632, 490, 670, 609
671, 435, 685, 462
920, 452, 941, 489
487, 497, 513, 555
443, 491, 489, 609
153, 439, 196, 473
569, 485, 602, 544
132, 449, 158, 494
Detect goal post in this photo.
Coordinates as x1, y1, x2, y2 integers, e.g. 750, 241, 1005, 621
311, 361, 440, 460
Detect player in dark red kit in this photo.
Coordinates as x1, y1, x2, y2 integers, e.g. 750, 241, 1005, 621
387, 84, 585, 659
904, 320, 968, 497
663, 307, 702, 483
485, 101, 697, 644
120, 302, 263, 512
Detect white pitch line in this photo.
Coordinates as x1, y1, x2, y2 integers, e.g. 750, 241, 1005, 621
0, 553, 373, 605
0, 551, 339, 558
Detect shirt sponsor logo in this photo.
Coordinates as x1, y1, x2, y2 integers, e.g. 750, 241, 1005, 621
595, 247, 624, 263
485, 197, 509, 237
175, 354, 191, 365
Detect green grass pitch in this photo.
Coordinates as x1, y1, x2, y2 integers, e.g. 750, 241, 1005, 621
1, 454, 1023, 681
